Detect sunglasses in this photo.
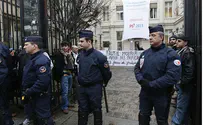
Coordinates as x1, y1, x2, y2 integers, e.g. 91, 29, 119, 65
170, 38, 176, 40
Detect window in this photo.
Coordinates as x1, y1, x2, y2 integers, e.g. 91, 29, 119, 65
165, 2, 172, 17
165, 29, 173, 43
102, 31, 110, 39
117, 42, 122, 50
116, 31, 123, 40
103, 41, 110, 48
116, 6, 123, 20
103, 6, 109, 21
150, 3, 157, 18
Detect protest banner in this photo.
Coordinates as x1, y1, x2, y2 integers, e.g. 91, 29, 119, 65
100, 50, 143, 66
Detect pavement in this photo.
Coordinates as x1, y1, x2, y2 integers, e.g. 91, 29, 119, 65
12, 67, 176, 125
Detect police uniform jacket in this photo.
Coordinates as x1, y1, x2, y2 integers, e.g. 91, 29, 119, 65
77, 48, 110, 86
0, 42, 9, 85
134, 44, 181, 94
22, 50, 51, 96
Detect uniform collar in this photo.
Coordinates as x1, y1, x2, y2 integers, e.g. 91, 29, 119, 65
151, 43, 165, 51
30, 50, 43, 59
83, 48, 94, 56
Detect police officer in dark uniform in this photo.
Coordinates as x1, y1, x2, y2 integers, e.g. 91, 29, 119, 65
0, 42, 14, 125
22, 36, 54, 125
134, 25, 182, 125
77, 30, 111, 125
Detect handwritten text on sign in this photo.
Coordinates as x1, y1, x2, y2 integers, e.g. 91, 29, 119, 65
100, 50, 143, 66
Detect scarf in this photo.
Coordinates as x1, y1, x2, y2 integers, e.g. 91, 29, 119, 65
60, 50, 74, 65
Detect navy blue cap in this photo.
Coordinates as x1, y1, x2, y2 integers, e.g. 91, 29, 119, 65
79, 30, 93, 39
24, 36, 43, 43
149, 25, 164, 33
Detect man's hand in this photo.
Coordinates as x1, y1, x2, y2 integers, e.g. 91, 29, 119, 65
21, 90, 30, 104
139, 79, 150, 88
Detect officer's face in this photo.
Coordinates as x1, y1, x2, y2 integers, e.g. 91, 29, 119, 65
24, 42, 36, 54
79, 38, 91, 49
149, 32, 163, 47
176, 39, 187, 48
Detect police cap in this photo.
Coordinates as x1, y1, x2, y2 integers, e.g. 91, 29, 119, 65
24, 36, 43, 44
149, 25, 164, 33
79, 30, 93, 39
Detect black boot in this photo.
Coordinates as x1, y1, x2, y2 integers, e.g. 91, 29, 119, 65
138, 112, 150, 125
78, 112, 88, 125
93, 111, 102, 125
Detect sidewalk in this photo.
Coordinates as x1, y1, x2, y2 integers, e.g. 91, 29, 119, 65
12, 67, 175, 125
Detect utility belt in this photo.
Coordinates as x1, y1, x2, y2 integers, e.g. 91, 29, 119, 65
63, 69, 72, 75
21, 89, 49, 104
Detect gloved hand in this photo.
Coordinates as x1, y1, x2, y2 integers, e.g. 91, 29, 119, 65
21, 90, 30, 104
139, 79, 150, 88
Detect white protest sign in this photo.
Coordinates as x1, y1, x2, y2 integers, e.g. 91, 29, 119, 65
100, 50, 143, 66
122, 0, 150, 41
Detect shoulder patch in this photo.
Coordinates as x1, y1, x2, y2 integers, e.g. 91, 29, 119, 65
39, 66, 46, 73
174, 59, 181, 66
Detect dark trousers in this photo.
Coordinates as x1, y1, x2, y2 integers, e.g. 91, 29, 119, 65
139, 92, 170, 125
78, 83, 103, 125
0, 89, 14, 125
25, 95, 54, 125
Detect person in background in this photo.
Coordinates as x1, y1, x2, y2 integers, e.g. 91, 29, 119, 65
71, 45, 79, 104
54, 42, 74, 114
171, 34, 195, 125
168, 35, 177, 50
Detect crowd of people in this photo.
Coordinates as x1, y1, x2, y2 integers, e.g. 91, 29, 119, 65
0, 25, 195, 125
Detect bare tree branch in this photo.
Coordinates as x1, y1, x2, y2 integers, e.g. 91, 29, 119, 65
47, 0, 111, 43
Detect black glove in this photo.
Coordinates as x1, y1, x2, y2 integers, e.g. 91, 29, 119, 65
139, 79, 150, 88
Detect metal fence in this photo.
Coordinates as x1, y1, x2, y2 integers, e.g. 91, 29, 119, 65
0, 0, 62, 109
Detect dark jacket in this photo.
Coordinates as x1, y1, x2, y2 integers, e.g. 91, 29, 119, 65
0, 42, 9, 86
77, 48, 111, 86
177, 46, 195, 85
53, 50, 74, 81
22, 51, 51, 96
134, 44, 182, 95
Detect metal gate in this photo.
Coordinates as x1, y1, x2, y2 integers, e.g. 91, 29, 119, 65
0, 0, 63, 109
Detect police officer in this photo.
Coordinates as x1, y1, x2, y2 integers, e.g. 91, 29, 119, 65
22, 36, 54, 125
0, 42, 14, 125
134, 25, 182, 125
77, 30, 111, 125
